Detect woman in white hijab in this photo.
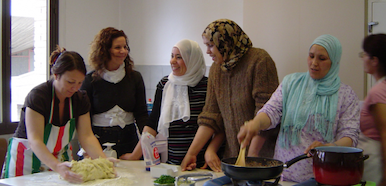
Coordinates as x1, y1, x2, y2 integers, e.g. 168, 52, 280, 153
121, 39, 214, 167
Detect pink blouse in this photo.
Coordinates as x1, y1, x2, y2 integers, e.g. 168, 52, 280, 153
360, 79, 386, 141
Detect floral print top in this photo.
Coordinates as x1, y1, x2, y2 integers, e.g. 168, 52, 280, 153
258, 83, 360, 183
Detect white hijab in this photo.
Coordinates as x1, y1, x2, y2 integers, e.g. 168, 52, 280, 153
157, 39, 206, 137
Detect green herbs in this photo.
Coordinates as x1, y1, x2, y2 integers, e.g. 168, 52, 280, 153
154, 175, 175, 184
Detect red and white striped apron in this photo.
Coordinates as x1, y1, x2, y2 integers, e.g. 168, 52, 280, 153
3, 87, 76, 178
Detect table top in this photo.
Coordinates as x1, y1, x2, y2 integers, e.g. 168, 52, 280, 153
0, 160, 296, 186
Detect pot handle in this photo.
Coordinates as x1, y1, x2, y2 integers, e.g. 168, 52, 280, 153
308, 149, 317, 157
361, 155, 369, 161
283, 154, 310, 168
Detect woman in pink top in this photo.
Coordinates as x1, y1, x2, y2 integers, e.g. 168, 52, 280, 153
358, 33, 386, 185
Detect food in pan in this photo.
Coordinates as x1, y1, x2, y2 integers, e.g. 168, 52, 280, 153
243, 159, 281, 167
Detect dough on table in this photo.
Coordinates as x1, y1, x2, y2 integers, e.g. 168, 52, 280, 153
70, 158, 115, 182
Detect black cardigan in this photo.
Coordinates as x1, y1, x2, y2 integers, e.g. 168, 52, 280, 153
80, 70, 148, 132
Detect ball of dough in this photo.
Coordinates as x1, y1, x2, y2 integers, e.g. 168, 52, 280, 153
70, 158, 115, 182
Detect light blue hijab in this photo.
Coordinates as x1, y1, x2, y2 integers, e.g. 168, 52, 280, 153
278, 34, 342, 148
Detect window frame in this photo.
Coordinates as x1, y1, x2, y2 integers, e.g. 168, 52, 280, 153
0, 0, 58, 135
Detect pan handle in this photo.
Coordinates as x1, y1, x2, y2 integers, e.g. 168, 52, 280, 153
283, 154, 310, 168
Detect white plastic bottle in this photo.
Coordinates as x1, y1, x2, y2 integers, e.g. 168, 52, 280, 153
141, 132, 160, 171
147, 98, 153, 115
102, 142, 117, 158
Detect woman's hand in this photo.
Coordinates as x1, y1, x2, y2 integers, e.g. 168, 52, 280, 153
180, 154, 197, 171
303, 141, 328, 156
119, 153, 139, 160
304, 137, 354, 156
106, 157, 120, 164
104, 157, 119, 177
238, 113, 272, 149
82, 152, 90, 159
56, 162, 83, 183
238, 120, 261, 149
203, 150, 221, 172
181, 126, 217, 171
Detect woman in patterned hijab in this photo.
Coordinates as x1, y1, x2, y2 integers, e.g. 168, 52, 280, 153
181, 19, 279, 172
202, 19, 252, 71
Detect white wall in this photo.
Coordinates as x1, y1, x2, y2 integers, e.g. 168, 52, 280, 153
58, 0, 121, 65
59, 0, 366, 99
120, 0, 243, 67
244, 0, 365, 99
59, 0, 243, 67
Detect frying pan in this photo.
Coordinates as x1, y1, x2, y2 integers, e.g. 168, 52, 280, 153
221, 155, 309, 181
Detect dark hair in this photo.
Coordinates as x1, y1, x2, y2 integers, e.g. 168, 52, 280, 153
362, 33, 386, 74
49, 45, 86, 77
89, 27, 133, 79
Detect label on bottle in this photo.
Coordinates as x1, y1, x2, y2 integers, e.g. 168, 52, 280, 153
147, 99, 153, 115
141, 132, 160, 171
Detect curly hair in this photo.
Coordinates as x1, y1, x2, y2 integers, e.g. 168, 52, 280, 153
49, 45, 86, 78
89, 27, 134, 79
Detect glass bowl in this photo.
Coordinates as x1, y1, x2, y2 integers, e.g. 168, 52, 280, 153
175, 180, 196, 186
154, 183, 175, 186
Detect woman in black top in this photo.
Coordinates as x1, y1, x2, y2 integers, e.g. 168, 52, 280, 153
3, 46, 110, 183
81, 27, 148, 158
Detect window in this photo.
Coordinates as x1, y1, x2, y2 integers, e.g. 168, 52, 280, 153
1, 0, 58, 134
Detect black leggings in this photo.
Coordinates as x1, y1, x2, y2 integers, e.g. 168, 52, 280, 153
92, 124, 139, 157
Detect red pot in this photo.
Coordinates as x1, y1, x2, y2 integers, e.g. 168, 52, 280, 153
309, 146, 369, 186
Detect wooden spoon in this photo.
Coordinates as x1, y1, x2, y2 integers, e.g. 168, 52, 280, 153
235, 121, 248, 167
235, 143, 246, 166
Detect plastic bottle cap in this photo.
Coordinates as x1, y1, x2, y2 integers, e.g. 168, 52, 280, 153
102, 142, 116, 147
102, 142, 116, 150
102, 142, 117, 158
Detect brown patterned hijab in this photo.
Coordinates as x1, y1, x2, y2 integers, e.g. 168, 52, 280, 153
203, 19, 253, 71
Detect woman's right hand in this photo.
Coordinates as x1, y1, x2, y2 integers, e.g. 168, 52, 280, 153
237, 120, 261, 148
55, 162, 83, 183
238, 113, 272, 149
120, 153, 140, 160
180, 154, 197, 171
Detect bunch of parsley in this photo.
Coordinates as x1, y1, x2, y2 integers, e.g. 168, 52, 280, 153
154, 175, 175, 184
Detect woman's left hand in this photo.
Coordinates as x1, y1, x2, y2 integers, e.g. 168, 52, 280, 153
56, 162, 83, 183
204, 150, 221, 172
304, 141, 325, 156
305, 137, 354, 156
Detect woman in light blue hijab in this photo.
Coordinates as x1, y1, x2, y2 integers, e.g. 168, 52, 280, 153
237, 34, 360, 183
